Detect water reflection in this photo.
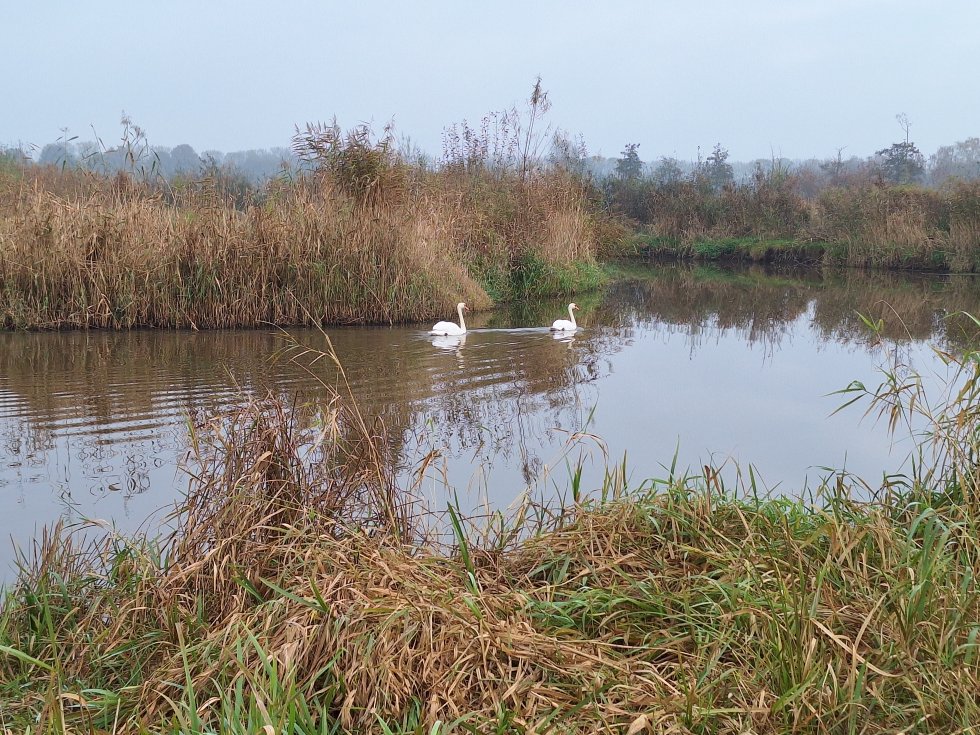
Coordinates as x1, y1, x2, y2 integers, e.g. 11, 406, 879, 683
3, 262, 980, 577
431, 333, 467, 352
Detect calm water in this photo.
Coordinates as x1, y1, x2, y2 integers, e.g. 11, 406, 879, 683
3, 263, 980, 577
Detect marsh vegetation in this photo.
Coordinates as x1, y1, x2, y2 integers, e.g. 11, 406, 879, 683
0, 85, 611, 330
4, 85, 980, 733
609, 155, 980, 271
4, 94, 980, 332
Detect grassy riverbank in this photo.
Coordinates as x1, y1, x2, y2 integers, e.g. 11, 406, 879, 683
3, 335, 980, 734
0, 129, 612, 330
609, 175, 980, 272
6, 128, 980, 331
6, 474, 979, 733
623, 234, 834, 266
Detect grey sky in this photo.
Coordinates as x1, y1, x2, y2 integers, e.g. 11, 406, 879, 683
4, 1, 978, 162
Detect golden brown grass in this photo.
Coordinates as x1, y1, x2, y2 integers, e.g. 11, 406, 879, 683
0, 150, 605, 330
624, 177, 980, 272
0, 175, 488, 328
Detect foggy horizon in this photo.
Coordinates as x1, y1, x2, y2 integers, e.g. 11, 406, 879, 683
4, 1, 979, 163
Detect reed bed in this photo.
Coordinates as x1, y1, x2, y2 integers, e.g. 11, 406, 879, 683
4, 331, 980, 733
617, 176, 980, 271
0, 137, 604, 330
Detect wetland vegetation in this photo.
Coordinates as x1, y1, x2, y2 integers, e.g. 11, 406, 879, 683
609, 157, 980, 271
3, 89, 980, 332
4, 83, 980, 733
0, 85, 612, 330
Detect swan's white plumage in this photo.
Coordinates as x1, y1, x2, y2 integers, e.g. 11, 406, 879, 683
550, 303, 579, 331
430, 302, 467, 335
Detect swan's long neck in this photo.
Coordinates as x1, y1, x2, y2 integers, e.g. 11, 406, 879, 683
567, 304, 577, 328
457, 304, 466, 331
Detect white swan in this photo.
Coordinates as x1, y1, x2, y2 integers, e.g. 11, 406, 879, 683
430, 302, 467, 335
550, 303, 579, 332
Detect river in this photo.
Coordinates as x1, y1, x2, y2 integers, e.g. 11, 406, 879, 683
2, 262, 978, 579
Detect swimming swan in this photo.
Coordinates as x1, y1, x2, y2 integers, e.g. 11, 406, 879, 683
550, 303, 579, 332
430, 302, 468, 336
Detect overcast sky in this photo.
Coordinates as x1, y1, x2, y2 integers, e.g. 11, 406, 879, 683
4, 1, 978, 162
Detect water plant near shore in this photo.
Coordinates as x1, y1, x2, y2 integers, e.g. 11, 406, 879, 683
0, 95, 610, 331
612, 172, 980, 272
3, 326, 980, 733
0, 161, 607, 330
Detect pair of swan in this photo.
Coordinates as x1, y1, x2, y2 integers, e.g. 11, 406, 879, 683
429, 302, 580, 335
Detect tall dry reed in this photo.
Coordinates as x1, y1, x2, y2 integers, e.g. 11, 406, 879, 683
613, 171, 980, 271
0, 136, 606, 330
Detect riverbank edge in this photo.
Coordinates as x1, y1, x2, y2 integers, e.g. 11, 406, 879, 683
1, 478, 977, 732
0, 238, 956, 333
622, 233, 961, 271
0, 254, 607, 332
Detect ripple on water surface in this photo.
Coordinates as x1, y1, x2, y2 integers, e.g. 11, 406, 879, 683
4, 264, 980, 580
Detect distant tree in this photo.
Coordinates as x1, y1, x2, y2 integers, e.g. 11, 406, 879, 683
171, 143, 201, 174
818, 146, 849, 186
606, 143, 648, 220
930, 137, 980, 183
549, 129, 589, 176
813, 150, 876, 190
75, 141, 101, 169
703, 143, 733, 190
615, 143, 642, 180
653, 156, 683, 185
38, 143, 69, 166
38, 128, 79, 167
876, 113, 925, 184
0, 145, 26, 176
201, 149, 225, 165
876, 142, 925, 184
